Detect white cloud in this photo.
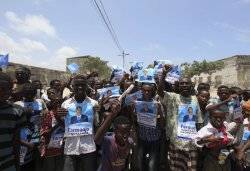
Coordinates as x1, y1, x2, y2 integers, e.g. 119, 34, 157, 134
0, 32, 48, 64
41, 46, 78, 71
5, 11, 56, 37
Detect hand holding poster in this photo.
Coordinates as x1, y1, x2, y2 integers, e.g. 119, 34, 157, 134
177, 104, 198, 140
64, 101, 94, 137
135, 101, 157, 128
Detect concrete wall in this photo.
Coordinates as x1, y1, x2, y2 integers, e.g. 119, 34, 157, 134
5, 62, 70, 86
192, 55, 250, 95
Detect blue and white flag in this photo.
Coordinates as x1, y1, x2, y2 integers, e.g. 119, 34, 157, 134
0, 54, 9, 67
67, 63, 79, 74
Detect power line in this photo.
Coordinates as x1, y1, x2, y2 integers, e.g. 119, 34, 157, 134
92, 0, 123, 52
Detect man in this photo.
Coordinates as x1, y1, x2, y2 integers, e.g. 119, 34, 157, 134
158, 64, 203, 171
0, 72, 26, 171
60, 74, 99, 171
12, 67, 31, 102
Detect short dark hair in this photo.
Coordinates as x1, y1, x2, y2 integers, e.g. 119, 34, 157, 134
15, 66, 31, 75
22, 83, 37, 95
229, 86, 242, 95
218, 85, 229, 91
50, 79, 61, 87
0, 72, 13, 89
197, 83, 210, 92
113, 116, 131, 129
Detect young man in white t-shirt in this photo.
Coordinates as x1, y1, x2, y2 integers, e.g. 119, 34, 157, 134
61, 75, 99, 171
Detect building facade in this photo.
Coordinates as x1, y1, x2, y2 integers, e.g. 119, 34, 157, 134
192, 55, 250, 94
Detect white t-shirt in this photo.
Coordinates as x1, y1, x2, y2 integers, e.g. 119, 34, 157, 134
62, 97, 98, 155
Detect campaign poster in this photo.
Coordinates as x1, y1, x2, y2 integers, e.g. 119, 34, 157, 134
125, 91, 142, 106
137, 68, 155, 84
177, 104, 198, 140
165, 65, 181, 84
48, 127, 64, 148
97, 86, 120, 100
135, 101, 157, 128
243, 119, 250, 141
111, 66, 125, 83
232, 97, 243, 121
65, 102, 94, 137
24, 101, 43, 127
130, 62, 144, 77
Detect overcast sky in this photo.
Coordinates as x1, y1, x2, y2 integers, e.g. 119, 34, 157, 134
1, 0, 250, 71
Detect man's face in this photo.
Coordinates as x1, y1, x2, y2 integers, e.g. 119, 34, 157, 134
188, 107, 193, 115
217, 88, 230, 101
114, 124, 131, 147
210, 111, 226, 128
52, 81, 61, 91
179, 78, 192, 96
142, 84, 154, 100
197, 90, 210, 106
33, 81, 42, 90
143, 104, 148, 112
72, 79, 87, 96
15, 70, 29, 82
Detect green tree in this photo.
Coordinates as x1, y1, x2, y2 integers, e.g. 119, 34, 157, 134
181, 60, 224, 77
76, 56, 112, 79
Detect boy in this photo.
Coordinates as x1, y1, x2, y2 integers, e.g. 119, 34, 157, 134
0, 72, 26, 171
40, 88, 64, 171
195, 109, 236, 171
95, 99, 132, 171
61, 74, 99, 171
15, 83, 47, 171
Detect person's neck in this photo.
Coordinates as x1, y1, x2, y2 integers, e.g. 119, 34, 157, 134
74, 94, 86, 103
17, 80, 28, 84
180, 93, 190, 98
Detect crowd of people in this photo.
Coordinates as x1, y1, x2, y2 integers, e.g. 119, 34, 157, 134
1, 63, 250, 171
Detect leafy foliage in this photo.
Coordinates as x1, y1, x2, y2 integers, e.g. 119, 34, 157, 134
181, 60, 224, 78
76, 56, 112, 79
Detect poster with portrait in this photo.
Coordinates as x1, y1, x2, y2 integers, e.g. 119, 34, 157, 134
24, 101, 43, 127
97, 86, 120, 100
48, 127, 65, 148
137, 68, 156, 84
125, 91, 142, 106
242, 119, 250, 141
165, 65, 181, 84
111, 66, 125, 83
232, 97, 243, 121
130, 62, 144, 77
177, 104, 198, 140
64, 101, 94, 137
153, 60, 172, 78
135, 101, 158, 128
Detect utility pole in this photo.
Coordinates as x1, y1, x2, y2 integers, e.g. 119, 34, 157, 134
119, 51, 129, 70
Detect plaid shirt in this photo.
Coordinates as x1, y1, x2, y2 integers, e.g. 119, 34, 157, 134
40, 110, 64, 157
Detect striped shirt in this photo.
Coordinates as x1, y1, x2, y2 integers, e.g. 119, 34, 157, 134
0, 103, 26, 171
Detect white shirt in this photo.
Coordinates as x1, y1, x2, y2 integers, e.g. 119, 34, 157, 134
62, 97, 98, 155
194, 122, 236, 148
